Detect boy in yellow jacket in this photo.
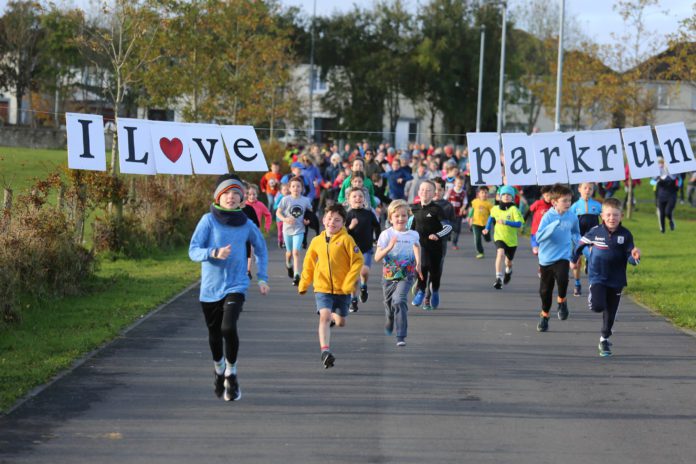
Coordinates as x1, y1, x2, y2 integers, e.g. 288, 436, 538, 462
299, 204, 364, 369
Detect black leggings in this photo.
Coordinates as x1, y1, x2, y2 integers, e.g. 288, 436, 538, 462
588, 284, 622, 338
201, 293, 245, 364
418, 246, 443, 293
656, 194, 676, 232
539, 260, 569, 314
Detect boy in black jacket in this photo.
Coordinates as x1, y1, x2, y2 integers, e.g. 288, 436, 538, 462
346, 188, 381, 312
410, 180, 452, 310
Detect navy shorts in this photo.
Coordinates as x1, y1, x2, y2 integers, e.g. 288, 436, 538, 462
315, 293, 352, 317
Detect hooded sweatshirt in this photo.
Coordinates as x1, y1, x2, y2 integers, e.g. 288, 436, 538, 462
535, 207, 581, 266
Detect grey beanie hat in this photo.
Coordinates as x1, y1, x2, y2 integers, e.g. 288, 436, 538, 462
214, 174, 246, 203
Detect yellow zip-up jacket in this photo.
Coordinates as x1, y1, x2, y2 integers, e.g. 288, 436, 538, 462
299, 227, 364, 295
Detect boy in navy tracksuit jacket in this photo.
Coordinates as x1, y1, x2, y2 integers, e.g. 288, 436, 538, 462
189, 175, 270, 401
571, 197, 641, 357
535, 184, 580, 332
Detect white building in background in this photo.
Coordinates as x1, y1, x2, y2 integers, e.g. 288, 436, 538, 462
291, 64, 444, 148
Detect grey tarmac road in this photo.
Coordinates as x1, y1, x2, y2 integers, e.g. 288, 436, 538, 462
2, 232, 696, 464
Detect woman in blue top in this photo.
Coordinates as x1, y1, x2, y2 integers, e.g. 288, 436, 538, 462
189, 175, 270, 402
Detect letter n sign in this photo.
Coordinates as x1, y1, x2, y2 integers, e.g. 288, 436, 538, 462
655, 122, 696, 175
220, 125, 269, 172
66, 113, 106, 171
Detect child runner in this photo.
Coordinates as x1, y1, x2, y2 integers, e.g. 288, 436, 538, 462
276, 177, 313, 286
570, 197, 641, 356
483, 185, 524, 289
375, 200, 422, 346
245, 184, 272, 278
468, 187, 493, 259
424, 178, 455, 308
569, 182, 602, 296
273, 182, 289, 248
526, 185, 553, 257
534, 183, 580, 332
345, 188, 381, 312
298, 204, 364, 368
445, 175, 468, 250
410, 180, 452, 310
260, 161, 282, 215
188, 175, 270, 401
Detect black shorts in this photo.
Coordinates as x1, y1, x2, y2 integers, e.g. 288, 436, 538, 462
494, 241, 517, 260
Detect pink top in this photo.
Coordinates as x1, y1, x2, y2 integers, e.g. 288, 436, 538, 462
246, 200, 272, 233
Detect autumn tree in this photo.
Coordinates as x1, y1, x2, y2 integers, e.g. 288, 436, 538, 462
77, 0, 160, 173
0, 1, 45, 126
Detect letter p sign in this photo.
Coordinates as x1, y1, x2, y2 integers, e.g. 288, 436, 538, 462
466, 132, 503, 186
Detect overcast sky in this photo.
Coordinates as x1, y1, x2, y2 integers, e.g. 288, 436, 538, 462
282, 0, 694, 54
0, 0, 692, 56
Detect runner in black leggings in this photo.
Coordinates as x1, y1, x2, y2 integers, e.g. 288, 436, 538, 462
651, 159, 681, 233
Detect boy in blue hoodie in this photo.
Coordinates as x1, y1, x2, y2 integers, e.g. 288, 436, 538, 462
535, 184, 580, 332
189, 175, 270, 401
382, 158, 413, 201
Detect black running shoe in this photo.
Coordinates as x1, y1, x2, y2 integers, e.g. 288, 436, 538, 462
598, 340, 612, 357
557, 301, 569, 320
360, 286, 368, 303
573, 284, 581, 297
247, 271, 253, 280
286, 264, 294, 278
537, 315, 549, 332
493, 278, 503, 290
321, 350, 335, 369
292, 274, 300, 286
349, 298, 359, 313
214, 372, 225, 398
503, 271, 512, 284
223, 374, 241, 401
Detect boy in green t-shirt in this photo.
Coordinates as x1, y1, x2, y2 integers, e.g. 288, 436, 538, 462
483, 185, 524, 289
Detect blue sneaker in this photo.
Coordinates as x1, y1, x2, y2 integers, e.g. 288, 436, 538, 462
431, 291, 439, 309
412, 289, 425, 306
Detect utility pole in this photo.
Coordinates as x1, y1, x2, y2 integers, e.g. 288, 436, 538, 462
554, 0, 565, 132
496, 2, 507, 134
476, 25, 486, 132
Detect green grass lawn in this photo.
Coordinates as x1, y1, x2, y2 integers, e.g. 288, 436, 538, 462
0, 146, 69, 193
0, 246, 199, 413
622, 182, 696, 329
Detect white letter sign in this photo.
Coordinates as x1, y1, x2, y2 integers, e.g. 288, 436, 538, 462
501, 133, 537, 186
621, 126, 660, 180
186, 124, 229, 175
66, 113, 106, 171
532, 132, 568, 185
149, 121, 193, 175
466, 132, 502, 186
117, 118, 156, 175
654, 122, 696, 175
565, 129, 624, 184
220, 125, 268, 172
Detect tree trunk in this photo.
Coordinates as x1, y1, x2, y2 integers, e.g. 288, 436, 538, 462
626, 178, 633, 219
1, 188, 12, 232
15, 88, 24, 125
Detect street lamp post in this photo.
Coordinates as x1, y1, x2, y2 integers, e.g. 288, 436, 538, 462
476, 25, 486, 133
554, 0, 565, 132
496, 2, 507, 134
308, 0, 316, 143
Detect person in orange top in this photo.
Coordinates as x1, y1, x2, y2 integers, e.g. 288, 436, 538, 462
260, 161, 282, 214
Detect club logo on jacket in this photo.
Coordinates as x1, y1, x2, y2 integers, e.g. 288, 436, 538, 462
617, 236, 624, 244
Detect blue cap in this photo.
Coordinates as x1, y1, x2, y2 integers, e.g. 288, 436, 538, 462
499, 185, 516, 198
291, 161, 303, 169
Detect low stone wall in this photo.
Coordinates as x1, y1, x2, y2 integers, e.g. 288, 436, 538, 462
0, 126, 113, 150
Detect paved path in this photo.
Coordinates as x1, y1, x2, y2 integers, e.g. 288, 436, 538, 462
2, 231, 696, 463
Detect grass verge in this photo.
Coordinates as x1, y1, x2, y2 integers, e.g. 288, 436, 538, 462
622, 183, 696, 330
0, 246, 199, 413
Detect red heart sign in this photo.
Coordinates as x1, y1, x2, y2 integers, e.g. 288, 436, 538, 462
159, 137, 183, 163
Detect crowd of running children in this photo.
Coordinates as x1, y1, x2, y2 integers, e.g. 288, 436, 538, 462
188, 141, 669, 401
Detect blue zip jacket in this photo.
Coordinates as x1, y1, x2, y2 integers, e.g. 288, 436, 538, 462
382, 167, 413, 200
571, 223, 637, 288
189, 213, 268, 302
535, 207, 580, 266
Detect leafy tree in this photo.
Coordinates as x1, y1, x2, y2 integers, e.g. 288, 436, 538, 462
0, 1, 45, 126
77, 0, 161, 173
314, 7, 388, 141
